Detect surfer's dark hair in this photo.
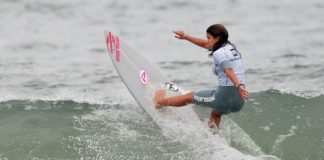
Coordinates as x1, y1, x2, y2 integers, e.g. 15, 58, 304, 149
207, 24, 237, 57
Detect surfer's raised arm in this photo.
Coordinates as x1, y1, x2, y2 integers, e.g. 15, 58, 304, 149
173, 30, 208, 49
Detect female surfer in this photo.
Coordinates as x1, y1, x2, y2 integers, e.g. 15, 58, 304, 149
154, 24, 249, 128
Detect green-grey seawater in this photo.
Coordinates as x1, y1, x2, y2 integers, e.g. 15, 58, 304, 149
0, 90, 323, 159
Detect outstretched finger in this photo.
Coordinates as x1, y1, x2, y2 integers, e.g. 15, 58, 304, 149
243, 93, 249, 101
173, 31, 181, 39
174, 35, 181, 39
240, 91, 249, 101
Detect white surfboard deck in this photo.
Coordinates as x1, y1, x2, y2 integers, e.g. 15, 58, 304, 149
104, 31, 207, 130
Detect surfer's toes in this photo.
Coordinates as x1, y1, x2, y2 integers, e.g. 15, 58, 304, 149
208, 123, 216, 129
154, 90, 165, 109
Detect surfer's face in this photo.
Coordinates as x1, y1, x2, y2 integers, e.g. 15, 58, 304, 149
206, 33, 219, 50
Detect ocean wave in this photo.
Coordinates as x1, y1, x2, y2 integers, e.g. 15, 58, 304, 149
230, 89, 324, 159
0, 99, 98, 111
0, 97, 281, 159
1, 89, 322, 110
254, 88, 324, 99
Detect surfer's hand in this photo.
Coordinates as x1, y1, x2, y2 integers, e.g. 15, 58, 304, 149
173, 30, 186, 39
238, 86, 249, 101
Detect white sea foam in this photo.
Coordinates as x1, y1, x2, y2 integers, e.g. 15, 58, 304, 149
271, 125, 298, 155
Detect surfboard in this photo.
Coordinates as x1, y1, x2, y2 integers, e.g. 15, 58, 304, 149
104, 31, 207, 129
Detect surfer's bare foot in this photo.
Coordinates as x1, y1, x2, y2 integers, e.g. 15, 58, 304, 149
154, 90, 165, 109
208, 122, 218, 135
209, 109, 221, 128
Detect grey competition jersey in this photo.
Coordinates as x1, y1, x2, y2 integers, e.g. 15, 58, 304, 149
212, 44, 246, 86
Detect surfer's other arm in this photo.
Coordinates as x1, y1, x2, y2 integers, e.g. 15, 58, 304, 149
173, 30, 208, 49
224, 68, 249, 101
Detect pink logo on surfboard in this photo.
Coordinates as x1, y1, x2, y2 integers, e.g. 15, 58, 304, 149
106, 32, 120, 62
140, 69, 149, 85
